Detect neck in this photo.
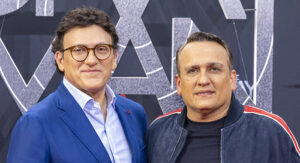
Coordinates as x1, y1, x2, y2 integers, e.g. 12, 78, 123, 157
85, 86, 106, 104
100, 94, 108, 121
86, 87, 108, 121
186, 103, 230, 122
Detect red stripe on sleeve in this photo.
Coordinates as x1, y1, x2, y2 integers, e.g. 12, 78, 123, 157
156, 108, 183, 120
245, 105, 300, 156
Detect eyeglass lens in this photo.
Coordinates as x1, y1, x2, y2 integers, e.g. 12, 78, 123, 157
70, 44, 111, 61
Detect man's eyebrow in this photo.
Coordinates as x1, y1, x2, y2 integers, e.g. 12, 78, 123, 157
208, 62, 225, 67
184, 65, 200, 71
70, 42, 111, 47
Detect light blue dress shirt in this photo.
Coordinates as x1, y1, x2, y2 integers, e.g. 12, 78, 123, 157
63, 78, 132, 163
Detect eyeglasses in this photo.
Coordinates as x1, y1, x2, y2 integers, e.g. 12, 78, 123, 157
61, 44, 113, 62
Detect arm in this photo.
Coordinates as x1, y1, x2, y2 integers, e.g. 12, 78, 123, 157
288, 141, 300, 163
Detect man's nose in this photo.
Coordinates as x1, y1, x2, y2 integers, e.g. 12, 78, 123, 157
197, 71, 210, 86
85, 49, 98, 64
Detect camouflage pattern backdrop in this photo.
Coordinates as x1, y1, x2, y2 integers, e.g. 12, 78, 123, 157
0, 0, 299, 161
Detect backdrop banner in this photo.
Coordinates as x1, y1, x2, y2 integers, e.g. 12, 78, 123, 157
0, 0, 299, 162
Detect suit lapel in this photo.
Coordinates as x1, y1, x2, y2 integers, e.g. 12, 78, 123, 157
55, 83, 111, 163
115, 97, 138, 162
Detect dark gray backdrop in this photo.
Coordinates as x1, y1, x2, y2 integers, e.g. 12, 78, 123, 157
0, 0, 299, 162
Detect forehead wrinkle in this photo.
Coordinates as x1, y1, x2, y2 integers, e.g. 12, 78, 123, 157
179, 41, 230, 64
184, 62, 225, 68
67, 42, 111, 48
209, 62, 225, 67
184, 64, 199, 71
63, 25, 112, 48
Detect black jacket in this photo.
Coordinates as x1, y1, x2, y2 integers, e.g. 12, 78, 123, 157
146, 95, 300, 163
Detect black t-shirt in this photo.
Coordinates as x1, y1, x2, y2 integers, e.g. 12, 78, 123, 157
176, 117, 225, 163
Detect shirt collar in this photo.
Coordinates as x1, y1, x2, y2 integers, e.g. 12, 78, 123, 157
105, 82, 117, 108
63, 77, 116, 110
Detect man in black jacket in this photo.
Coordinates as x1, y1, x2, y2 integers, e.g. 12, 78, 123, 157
146, 32, 300, 163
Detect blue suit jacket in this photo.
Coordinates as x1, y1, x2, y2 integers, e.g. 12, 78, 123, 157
7, 83, 147, 163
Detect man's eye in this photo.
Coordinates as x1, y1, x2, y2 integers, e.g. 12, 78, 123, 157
72, 47, 85, 53
187, 69, 198, 74
209, 67, 221, 72
97, 47, 105, 51
96, 46, 109, 52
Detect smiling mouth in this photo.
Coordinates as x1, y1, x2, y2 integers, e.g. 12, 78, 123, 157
195, 91, 215, 96
81, 70, 101, 74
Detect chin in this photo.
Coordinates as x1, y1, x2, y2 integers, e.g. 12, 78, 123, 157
193, 103, 215, 111
83, 77, 104, 84
83, 81, 104, 89
83, 86, 103, 94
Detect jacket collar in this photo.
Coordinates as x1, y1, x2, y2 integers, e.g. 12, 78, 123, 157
177, 93, 244, 128
55, 82, 112, 163
223, 93, 244, 127
177, 106, 187, 128
114, 95, 141, 162
63, 78, 117, 110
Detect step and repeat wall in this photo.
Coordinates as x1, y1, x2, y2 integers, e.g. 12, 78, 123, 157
0, 0, 299, 161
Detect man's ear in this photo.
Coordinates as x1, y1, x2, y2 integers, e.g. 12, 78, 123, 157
175, 74, 182, 96
55, 51, 65, 72
112, 50, 118, 70
230, 69, 237, 91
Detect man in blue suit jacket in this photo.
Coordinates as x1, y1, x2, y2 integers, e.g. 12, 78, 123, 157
7, 7, 147, 163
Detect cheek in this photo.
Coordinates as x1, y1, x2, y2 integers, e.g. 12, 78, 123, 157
64, 60, 81, 75
211, 74, 227, 85
216, 78, 233, 93
181, 78, 196, 93
104, 59, 116, 72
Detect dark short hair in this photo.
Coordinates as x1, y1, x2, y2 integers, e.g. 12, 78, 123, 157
52, 7, 118, 73
176, 32, 233, 75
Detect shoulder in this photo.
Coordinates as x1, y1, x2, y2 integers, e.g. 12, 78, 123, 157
15, 92, 59, 128
11, 96, 56, 138
148, 108, 183, 129
152, 108, 183, 123
146, 108, 183, 145
244, 105, 291, 131
7, 100, 53, 162
26, 92, 57, 117
243, 105, 300, 155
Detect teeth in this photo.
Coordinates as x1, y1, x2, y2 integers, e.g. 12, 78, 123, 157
201, 92, 210, 94
196, 92, 213, 95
